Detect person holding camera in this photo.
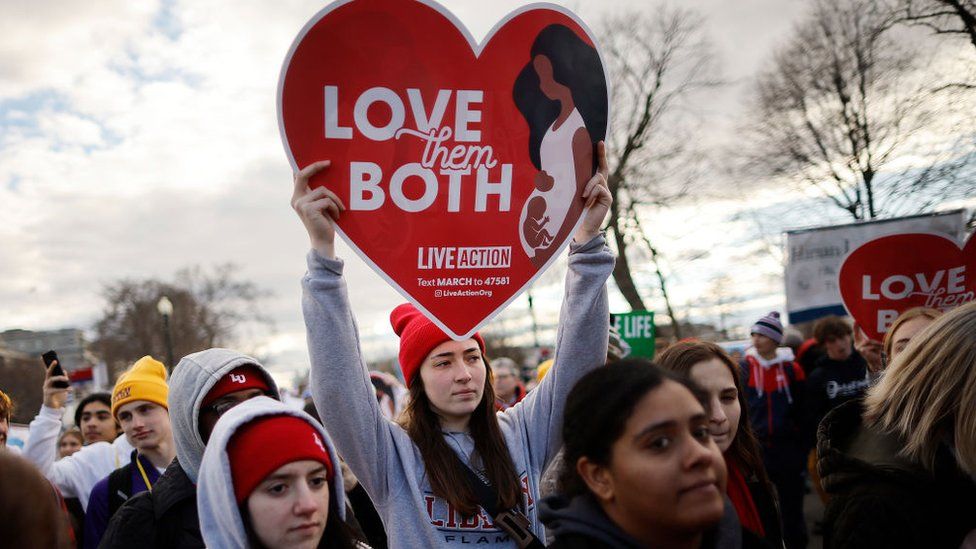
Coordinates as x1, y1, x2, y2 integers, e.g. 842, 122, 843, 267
22, 357, 134, 512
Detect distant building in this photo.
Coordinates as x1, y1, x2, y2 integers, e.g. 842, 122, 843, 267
0, 345, 45, 424
0, 328, 88, 372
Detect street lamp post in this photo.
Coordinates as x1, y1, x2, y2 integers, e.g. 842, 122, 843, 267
157, 296, 175, 373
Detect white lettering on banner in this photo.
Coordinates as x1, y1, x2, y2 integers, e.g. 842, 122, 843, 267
324, 86, 483, 142
349, 163, 511, 213
323, 85, 513, 215
418, 247, 511, 269
619, 315, 653, 338
323, 86, 352, 139
862, 265, 974, 333
395, 127, 498, 171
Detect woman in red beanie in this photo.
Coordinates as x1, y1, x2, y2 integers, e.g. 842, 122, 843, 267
292, 145, 613, 548
197, 396, 360, 549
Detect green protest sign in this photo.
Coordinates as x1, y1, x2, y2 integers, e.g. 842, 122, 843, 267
612, 311, 656, 358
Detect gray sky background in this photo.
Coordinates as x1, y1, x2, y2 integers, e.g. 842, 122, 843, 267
1, 0, 971, 385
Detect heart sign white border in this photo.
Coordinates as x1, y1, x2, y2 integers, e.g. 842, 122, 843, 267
278, 0, 611, 340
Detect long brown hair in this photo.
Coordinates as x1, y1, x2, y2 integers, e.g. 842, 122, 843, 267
656, 340, 772, 489
399, 358, 521, 516
0, 453, 73, 548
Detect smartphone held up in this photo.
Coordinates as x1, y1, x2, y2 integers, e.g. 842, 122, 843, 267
42, 350, 70, 389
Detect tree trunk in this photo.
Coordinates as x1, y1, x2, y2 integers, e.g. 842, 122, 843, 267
608, 197, 647, 311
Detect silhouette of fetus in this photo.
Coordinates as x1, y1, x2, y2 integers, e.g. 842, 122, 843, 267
522, 195, 554, 250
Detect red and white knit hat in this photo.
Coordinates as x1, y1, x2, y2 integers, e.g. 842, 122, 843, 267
226, 415, 333, 504
389, 303, 485, 387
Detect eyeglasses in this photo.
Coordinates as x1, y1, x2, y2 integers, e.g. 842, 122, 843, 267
201, 390, 266, 418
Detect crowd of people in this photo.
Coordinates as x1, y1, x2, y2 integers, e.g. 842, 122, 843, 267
1, 143, 974, 548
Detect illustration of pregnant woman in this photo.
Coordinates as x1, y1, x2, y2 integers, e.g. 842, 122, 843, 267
514, 23, 608, 268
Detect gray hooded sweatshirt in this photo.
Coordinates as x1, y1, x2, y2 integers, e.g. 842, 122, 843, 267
197, 396, 346, 549
302, 234, 613, 548
169, 348, 280, 483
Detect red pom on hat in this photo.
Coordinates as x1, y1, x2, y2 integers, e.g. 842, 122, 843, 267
202, 365, 271, 408
389, 303, 485, 387
227, 415, 333, 504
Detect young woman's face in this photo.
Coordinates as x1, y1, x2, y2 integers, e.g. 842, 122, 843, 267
419, 339, 486, 427
889, 316, 935, 361
247, 460, 331, 549
583, 380, 727, 543
689, 358, 740, 453
58, 434, 83, 458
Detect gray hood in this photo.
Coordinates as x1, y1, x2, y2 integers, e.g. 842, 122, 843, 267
197, 396, 346, 549
168, 348, 280, 483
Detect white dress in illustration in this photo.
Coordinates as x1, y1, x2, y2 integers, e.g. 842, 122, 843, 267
518, 108, 585, 260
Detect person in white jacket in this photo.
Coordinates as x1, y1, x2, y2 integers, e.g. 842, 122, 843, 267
23, 358, 134, 510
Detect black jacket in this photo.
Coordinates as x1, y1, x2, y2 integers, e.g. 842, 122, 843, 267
539, 493, 742, 549
98, 458, 202, 549
805, 351, 870, 445
740, 472, 783, 549
817, 398, 976, 549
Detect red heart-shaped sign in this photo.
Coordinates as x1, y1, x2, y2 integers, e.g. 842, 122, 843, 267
278, 0, 609, 339
838, 232, 976, 341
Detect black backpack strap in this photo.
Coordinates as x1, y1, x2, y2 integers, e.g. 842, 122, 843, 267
107, 463, 134, 517
456, 463, 546, 549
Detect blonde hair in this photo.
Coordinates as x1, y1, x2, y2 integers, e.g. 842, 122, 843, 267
864, 301, 976, 476
881, 307, 941, 360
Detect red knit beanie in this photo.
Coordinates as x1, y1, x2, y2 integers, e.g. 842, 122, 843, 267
389, 303, 485, 387
227, 415, 333, 504
202, 365, 271, 407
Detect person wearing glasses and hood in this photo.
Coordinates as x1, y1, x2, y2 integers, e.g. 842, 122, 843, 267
100, 348, 279, 549
198, 396, 364, 549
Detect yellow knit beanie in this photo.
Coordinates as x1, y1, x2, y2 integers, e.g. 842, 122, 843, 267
112, 356, 169, 418
536, 359, 554, 383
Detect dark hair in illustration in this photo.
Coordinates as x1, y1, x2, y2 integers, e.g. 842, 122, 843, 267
513, 24, 608, 171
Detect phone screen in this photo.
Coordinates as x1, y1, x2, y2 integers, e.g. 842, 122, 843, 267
42, 350, 70, 389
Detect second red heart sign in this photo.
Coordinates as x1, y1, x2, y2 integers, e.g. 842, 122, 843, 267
839, 232, 976, 341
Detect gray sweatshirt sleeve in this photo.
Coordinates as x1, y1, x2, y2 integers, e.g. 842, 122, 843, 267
302, 251, 401, 502
503, 233, 613, 471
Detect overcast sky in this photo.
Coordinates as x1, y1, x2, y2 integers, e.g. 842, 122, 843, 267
1, 0, 970, 385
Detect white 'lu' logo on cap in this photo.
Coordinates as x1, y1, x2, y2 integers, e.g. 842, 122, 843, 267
230, 373, 246, 384
313, 433, 325, 453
